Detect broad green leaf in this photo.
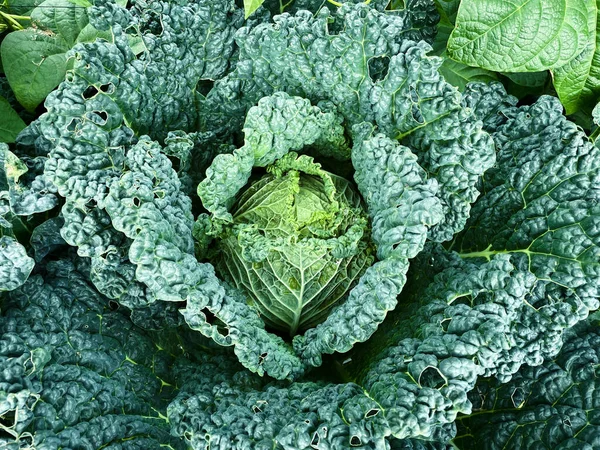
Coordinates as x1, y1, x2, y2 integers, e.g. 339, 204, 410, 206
503, 71, 549, 87
66, 0, 92, 6
432, 11, 498, 90
76, 23, 113, 44
448, 0, 597, 72
0, 0, 111, 112
0, 95, 26, 143
1, 29, 69, 111
434, 0, 460, 23
553, 0, 600, 114
243, 0, 264, 18
31, 0, 89, 46
438, 59, 498, 90
6, 0, 44, 15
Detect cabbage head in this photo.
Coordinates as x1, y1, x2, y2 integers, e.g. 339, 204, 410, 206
210, 153, 374, 336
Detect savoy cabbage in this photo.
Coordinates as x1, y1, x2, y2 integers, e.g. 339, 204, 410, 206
1, 0, 600, 449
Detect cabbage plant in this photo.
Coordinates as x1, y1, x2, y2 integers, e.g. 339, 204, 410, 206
2, 0, 600, 449
206, 152, 373, 335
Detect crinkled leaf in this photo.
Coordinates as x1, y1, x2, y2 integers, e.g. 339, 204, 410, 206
0, 235, 34, 292
455, 315, 600, 449
0, 258, 186, 448
205, 5, 494, 241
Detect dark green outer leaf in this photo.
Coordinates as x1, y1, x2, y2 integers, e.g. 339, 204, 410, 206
454, 315, 600, 450
0, 258, 186, 448
204, 3, 494, 242
0, 95, 26, 143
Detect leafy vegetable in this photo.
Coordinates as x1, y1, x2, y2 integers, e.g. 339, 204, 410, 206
0, 257, 185, 448
2, 0, 600, 449
454, 313, 600, 449
445, 0, 600, 115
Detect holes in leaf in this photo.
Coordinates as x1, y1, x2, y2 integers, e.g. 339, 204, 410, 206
310, 432, 320, 448
368, 56, 390, 82
418, 366, 447, 389
99, 83, 115, 94
350, 435, 362, 446
195, 79, 214, 97
410, 104, 424, 125
97, 111, 108, 123
252, 405, 262, 413
440, 317, 451, 332
365, 408, 379, 418
409, 87, 419, 103
258, 352, 268, 365
87, 110, 108, 126
304, 419, 311, 425
510, 387, 526, 409
66, 118, 81, 132
448, 294, 473, 307
140, 10, 164, 36
82, 85, 99, 100
563, 418, 572, 427
132, 197, 141, 207
201, 308, 230, 338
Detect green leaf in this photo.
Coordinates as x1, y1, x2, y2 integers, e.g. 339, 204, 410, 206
31, 0, 89, 46
438, 58, 498, 91
503, 71, 549, 87
0, 0, 96, 111
434, 0, 460, 23
448, 0, 597, 72
0, 95, 26, 143
66, 0, 92, 6
1, 29, 69, 111
243, 0, 264, 18
553, 0, 600, 114
455, 316, 600, 449
0, 235, 34, 291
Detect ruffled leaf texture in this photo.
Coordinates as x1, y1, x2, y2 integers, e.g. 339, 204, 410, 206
193, 92, 443, 371
166, 85, 600, 447
202, 2, 495, 241
0, 142, 56, 292
454, 313, 600, 449
0, 259, 185, 449
32, 0, 451, 380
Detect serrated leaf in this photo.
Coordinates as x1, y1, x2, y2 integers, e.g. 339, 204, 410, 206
243, 0, 264, 18
448, 0, 597, 72
0, 95, 26, 143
